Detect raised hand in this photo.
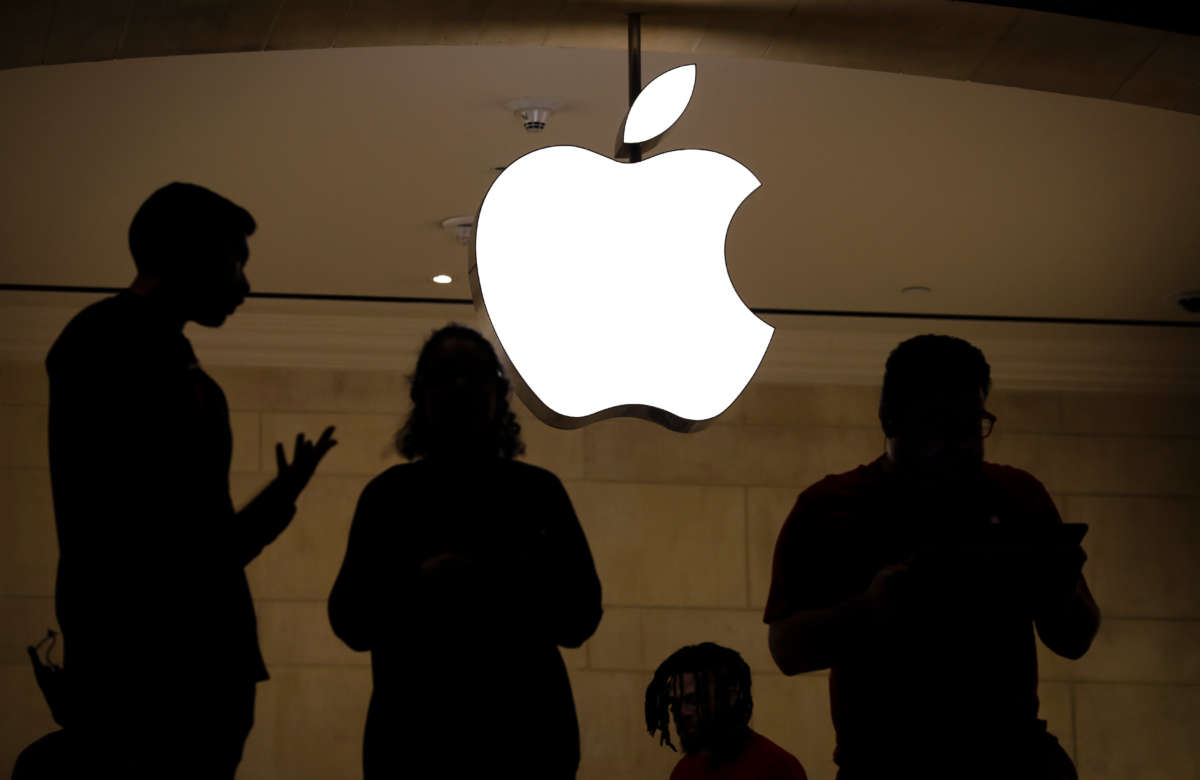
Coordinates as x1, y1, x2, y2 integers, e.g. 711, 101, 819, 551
275, 425, 337, 504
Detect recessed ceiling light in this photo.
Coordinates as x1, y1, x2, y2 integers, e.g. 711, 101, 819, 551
432, 274, 452, 284
901, 286, 932, 294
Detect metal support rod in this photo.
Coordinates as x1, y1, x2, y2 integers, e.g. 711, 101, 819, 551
627, 12, 642, 163
3, 284, 1196, 327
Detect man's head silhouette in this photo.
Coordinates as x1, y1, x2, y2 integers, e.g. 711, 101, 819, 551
128, 182, 255, 327
878, 334, 994, 492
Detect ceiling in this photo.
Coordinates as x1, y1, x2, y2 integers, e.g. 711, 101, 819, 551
3, 1, 1200, 116
1, 43, 1198, 326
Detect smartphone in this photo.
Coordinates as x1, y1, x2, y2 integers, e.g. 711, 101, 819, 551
1055, 522, 1089, 546
920, 522, 1087, 579
968, 521, 1087, 548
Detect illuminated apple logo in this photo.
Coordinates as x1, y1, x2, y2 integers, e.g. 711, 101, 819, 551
470, 64, 773, 432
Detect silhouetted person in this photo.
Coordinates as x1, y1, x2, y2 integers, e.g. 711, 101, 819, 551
44, 182, 337, 778
764, 335, 1099, 780
328, 324, 603, 780
646, 643, 807, 780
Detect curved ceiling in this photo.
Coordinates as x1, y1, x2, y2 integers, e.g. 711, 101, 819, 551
3, 1, 1199, 115
1, 44, 1197, 325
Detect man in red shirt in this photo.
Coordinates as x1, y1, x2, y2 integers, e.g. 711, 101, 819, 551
646, 642, 808, 779
764, 335, 1100, 780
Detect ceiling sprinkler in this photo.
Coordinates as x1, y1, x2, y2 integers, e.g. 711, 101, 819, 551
505, 98, 563, 133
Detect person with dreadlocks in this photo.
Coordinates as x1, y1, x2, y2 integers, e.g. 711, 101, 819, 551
646, 643, 808, 780
764, 334, 1099, 780
328, 323, 603, 780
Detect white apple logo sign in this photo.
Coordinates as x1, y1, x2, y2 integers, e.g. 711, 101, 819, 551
470, 64, 773, 432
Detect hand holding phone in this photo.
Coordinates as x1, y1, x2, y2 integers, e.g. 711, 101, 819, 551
1030, 523, 1088, 610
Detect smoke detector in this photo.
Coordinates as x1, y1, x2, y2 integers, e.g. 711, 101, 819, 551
505, 98, 563, 133
441, 216, 473, 246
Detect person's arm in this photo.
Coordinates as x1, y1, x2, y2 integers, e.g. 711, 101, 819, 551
768, 597, 873, 676
234, 427, 337, 566
328, 477, 383, 652
768, 558, 913, 675
1019, 473, 1101, 660
1034, 567, 1100, 660
233, 480, 295, 567
764, 490, 881, 676
513, 473, 603, 648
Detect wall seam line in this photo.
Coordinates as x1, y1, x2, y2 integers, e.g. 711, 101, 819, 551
744, 485, 752, 610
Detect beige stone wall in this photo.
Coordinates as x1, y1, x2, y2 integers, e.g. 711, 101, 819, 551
2, 359, 1197, 779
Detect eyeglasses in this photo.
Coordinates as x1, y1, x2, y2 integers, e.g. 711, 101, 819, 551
896, 410, 997, 440
981, 411, 996, 439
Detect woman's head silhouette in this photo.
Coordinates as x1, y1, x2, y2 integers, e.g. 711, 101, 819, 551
395, 324, 524, 461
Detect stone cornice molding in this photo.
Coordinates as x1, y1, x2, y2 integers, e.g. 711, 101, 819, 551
3, 301, 1197, 393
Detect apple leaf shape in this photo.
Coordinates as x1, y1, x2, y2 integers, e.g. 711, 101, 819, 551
622, 64, 696, 145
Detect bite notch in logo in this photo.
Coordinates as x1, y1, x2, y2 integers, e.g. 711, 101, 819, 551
470, 64, 773, 432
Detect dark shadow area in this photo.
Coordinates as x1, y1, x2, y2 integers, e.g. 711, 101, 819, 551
764, 334, 1100, 780
958, 0, 1200, 36
328, 324, 604, 780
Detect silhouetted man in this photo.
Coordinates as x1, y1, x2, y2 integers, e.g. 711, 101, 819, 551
764, 335, 1099, 780
45, 182, 336, 778
646, 643, 808, 780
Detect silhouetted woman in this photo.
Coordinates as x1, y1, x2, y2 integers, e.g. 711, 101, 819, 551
329, 324, 603, 779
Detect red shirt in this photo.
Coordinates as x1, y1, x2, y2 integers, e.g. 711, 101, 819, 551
763, 455, 1063, 769
670, 730, 807, 780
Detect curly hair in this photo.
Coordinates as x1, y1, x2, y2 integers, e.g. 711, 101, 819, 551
878, 334, 992, 438
395, 324, 525, 460
645, 642, 753, 755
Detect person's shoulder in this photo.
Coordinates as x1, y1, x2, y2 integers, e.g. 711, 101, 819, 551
503, 458, 566, 488
668, 753, 698, 780
359, 462, 420, 498
59, 294, 136, 337
791, 456, 886, 514
46, 295, 131, 371
749, 731, 808, 778
369, 462, 420, 484
980, 461, 1060, 521
504, 458, 554, 478
981, 461, 1052, 500
804, 456, 886, 498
